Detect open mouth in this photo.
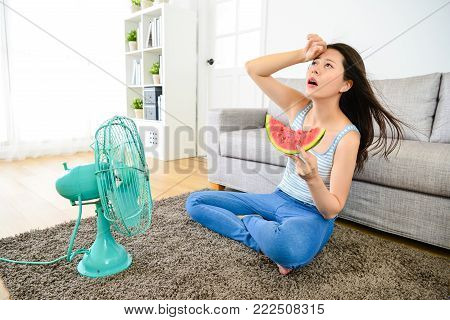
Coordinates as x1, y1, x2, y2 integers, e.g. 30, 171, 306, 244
307, 78, 318, 87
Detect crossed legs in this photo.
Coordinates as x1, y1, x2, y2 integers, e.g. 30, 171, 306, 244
185, 190, 334, 275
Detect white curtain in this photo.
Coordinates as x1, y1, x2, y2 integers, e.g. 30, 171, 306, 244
0, 0, 129, 160
0, 0, 9, 145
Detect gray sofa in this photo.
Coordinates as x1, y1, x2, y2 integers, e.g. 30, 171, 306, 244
206, 72, 450, 250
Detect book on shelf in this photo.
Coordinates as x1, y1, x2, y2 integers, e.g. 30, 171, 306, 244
146, 16, 161, 48
137, 59, 141, 85
132, 60, 136, 85
136, 21, 142, 50
131, 59, 141, 85
159, 94, 164, 121
146, 20, 152, 48
159, 54, 163, 84
156, 17, 160, 47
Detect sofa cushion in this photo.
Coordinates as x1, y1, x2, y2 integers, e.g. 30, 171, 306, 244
430, 72, 450, 143
219, 128, 287, 167
370, 73, 441, 142
354, 139, 450, 198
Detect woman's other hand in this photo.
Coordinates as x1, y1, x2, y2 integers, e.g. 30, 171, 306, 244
286, 145, 319, 182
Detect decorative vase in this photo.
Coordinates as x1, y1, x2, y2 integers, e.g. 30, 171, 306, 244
152, 74, 160, 84
128, 41, 137, 51
142, 0, 153, 8
130, 5, 140, 12
134, 109, 143, 119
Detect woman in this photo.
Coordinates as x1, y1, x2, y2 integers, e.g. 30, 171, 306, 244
185, 34, 414, 275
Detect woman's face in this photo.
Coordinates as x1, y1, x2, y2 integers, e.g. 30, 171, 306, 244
305, 48, 352, 99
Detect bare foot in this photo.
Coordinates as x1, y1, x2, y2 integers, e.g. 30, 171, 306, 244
277, 263, 293, 276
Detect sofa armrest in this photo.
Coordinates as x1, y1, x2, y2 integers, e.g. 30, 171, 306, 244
203, 108, 268, 182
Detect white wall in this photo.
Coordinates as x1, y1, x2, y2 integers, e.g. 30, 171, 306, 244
266, 0, 450, 80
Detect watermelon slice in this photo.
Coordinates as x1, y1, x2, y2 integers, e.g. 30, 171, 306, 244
265, 114, 326, 154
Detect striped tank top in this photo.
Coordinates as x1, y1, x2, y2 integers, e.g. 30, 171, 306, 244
278, 101, 361, 207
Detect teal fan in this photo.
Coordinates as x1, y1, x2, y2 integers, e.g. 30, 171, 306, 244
55, 115, 153, 278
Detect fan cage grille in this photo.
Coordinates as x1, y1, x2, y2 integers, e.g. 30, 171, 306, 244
94, 116, 152, 236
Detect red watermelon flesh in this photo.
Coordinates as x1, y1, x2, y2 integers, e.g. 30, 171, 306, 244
265, 114, 326, 154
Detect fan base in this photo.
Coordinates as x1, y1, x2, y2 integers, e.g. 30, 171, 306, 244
76, 203, 133, 278
77, 250, 132, 278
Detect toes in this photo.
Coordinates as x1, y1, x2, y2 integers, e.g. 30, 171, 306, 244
277, 264, 293, 275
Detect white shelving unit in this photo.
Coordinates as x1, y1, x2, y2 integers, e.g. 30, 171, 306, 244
124, 3, 197, 160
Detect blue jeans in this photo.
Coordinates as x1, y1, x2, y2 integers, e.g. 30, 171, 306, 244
185, 188, 337, 270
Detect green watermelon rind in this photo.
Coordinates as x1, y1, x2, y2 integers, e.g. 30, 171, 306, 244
302, 127, 327, 152
265, 114, 326, 154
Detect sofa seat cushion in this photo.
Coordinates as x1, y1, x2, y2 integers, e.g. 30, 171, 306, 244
219, 128, 287, 167
354, 139, 450, 197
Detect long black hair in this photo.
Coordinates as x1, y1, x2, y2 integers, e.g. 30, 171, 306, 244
323, 43, 419, 174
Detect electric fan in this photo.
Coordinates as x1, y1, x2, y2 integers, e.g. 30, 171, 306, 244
55, 115, 153, 278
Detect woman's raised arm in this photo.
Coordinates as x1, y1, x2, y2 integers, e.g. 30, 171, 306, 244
245, 34, 326, 123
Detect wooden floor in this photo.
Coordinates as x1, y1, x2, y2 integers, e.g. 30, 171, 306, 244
0, 152, 448, 299
0, 151, 209, 238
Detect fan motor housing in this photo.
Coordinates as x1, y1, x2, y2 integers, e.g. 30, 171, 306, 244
55, 163, 100, 202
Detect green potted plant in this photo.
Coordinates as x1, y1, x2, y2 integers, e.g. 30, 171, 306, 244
127, 29, 137, 51
149, 62, 160, 84
130, 0, 141, 12
132, 97, 143, 119
142, 0, 154, 9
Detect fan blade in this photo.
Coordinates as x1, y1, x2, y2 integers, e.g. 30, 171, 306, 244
111, 182, 141, 229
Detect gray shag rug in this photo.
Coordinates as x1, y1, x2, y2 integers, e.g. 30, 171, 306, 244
0, 191, 448, 300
